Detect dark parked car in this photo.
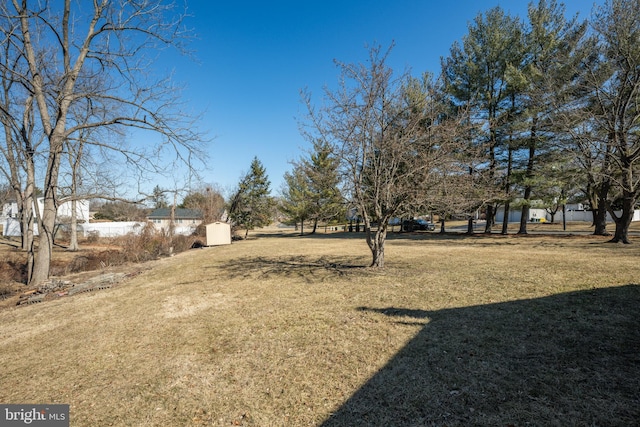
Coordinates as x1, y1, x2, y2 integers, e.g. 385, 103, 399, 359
402, 219, 436, 232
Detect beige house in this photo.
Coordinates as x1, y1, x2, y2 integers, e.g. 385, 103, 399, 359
147, 208, 203, 235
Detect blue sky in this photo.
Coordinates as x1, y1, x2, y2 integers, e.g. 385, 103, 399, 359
153, 0, 602, 197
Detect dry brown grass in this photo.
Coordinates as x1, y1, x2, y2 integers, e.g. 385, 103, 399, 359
0, 231, 639, 426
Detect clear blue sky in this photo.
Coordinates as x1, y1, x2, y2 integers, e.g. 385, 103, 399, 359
154, 0, 602, 197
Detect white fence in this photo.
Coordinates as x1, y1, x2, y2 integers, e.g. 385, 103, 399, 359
2, 219, 197, 238
82, 222, 197, 237
81, 222, 145, 237
495, 208, 640, 223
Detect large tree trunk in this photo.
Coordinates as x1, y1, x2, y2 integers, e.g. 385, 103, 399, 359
609, 196, 635, 244
30, 193, 57, 285
366, 225, 387, 268
484, 205, 494, 233
518, 135, 536, 235
592, 188, 610, 236
501, 201, 510, 235
29, 130, 64, 285
466, 217, 474, 234
592, 208, 609, 236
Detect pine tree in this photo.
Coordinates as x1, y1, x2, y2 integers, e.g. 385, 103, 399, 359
280, 164, 312, 235
302, 140, 344, 233
512, 0, 587, 234
228, 157, 273, 238
442, 7, 524, 233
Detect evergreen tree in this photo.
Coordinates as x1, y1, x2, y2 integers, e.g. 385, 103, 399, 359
151, 185, 169, 209
302, 140, 344, 233
280, 164, 312, 235
228, 157, 273, 238
442, 6, 524, 233
511, 0, 587, 234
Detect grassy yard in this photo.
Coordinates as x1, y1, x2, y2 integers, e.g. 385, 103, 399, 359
0, 231, 639, 426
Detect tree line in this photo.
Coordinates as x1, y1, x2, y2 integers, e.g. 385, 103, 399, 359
284, 0, 640, 267
2, 0, 639, 281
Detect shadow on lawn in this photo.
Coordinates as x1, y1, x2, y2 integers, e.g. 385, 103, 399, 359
213, 255, 368, 283
321, 285, 640, 426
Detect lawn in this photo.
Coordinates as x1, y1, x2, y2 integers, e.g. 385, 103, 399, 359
0, 231, 639, 426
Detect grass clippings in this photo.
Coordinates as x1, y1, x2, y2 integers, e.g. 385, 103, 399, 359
0, 231, 639, 426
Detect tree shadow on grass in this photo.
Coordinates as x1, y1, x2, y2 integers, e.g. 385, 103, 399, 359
321, 284, 640, 426
212, 255, 369, 284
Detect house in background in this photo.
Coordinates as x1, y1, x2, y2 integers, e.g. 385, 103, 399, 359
495, 202, 640, 223
147, 207, 203, 235
494, 205, 549, 224
2, 197, 90, 236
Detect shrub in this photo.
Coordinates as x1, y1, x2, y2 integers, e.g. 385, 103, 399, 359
113, 223, 197, 263
0, 253, 27, 283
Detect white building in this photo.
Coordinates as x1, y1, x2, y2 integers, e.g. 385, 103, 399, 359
495, 203, 640, 223
1, 197, 90, 237
494, 206, 549, 224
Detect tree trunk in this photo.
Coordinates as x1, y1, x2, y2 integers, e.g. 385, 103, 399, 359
29, 193, 56, 285
518, 203, 530, 234
501, 202, 510, 235
466, 217, 474, 234
311, 218, 318, 234
502, 144, 513, 235
440, 218, 446, 234
23, 153, 37, 282
29, 127, 64, 285
68, 198, 79, 251
518, 135, 535, 235
609, 197, 634, 244
592, 191, 610, 236
22, 196, 35, 282
366, 225, 386, 268
484, 205, 494, 233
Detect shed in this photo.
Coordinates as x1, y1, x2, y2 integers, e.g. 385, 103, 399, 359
205, 222, 231, 246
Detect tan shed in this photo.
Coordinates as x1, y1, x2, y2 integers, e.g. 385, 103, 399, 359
205, 222, 231, 246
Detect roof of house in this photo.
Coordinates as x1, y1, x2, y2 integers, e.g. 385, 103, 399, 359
147, 208, 203, 219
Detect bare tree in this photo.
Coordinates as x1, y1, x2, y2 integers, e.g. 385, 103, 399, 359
0, 1, 205, 284
180, 184, 226, 223
304, 45, 464, 267
585, 0, 640, 243
0, 16, 40, 257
